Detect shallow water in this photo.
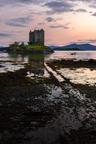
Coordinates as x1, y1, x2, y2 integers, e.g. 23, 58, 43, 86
0, 51, 96, 73
0, 52, 28, 62
58, 68, 96, 86
46, 51, 96, 86
0, 51, 96, 85
0, 52, 28, 73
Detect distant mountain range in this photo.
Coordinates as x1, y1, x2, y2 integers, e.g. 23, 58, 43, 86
0, 43, 96, 52
50, 43, 96, 51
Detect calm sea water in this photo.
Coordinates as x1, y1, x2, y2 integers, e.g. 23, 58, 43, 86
45, 51, 96, 61
0, 51, 96, 63
0, 51, 96, 85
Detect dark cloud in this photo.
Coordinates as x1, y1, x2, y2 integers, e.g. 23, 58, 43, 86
44, 1, 74, 14
46, 17, 55, 22
0, 32, 12, 37
75, 8, 87, 12
0, 0, 44, 7
69, 0, 96, 9
0, 0, 96, 10
70, 0, 94, 2
5, 16, 31, 27
89, 4, 96, 8
92, 12, 96, 16
50, 25, 69, 29
6, 22, 26, 27
38, 22, 45, 25
13, 17, 30, 23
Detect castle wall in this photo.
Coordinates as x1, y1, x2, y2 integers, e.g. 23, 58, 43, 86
39, 30, 44, 45
29, 29, 44, 45
29, 31, 34, 44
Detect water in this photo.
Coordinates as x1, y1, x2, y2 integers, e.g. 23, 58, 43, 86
58, 68, 96, 86
0, 51, 96, 85
0, 51, 96, 73
46, 51, 96, 86
46, 51, 96, 61
0, 52, 28, 62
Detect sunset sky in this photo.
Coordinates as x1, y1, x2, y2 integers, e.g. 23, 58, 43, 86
0, 0, 96, 46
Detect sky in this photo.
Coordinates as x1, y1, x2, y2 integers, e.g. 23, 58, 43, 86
0, 0, 96, 46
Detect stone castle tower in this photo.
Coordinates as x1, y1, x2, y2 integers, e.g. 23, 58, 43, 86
29, 29, 44, 45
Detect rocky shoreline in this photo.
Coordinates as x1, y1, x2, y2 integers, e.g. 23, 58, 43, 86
0, 58, 96, 144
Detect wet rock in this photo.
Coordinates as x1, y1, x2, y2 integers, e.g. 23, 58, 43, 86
11, 97, 16, 102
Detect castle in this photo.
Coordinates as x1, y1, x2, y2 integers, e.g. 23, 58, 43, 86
29, 29, 44, 45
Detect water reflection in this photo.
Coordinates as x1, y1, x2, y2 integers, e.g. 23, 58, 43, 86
0, 52, 28, 63
0, 52, 46, 78
25, 53, 45, 78
0, 51, 96, 85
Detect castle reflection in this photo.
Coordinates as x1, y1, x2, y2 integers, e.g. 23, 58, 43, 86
0, 52, 45, 77
26, 53, 44, 78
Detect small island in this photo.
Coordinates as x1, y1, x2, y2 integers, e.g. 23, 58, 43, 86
8, 29, 53, 53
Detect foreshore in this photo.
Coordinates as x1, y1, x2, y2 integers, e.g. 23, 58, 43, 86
0, 58, 96, 144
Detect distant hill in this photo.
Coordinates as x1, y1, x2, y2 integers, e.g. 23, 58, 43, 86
0, 46, 8, 51
49, 46, 59, 49
50, 43, 96, 51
